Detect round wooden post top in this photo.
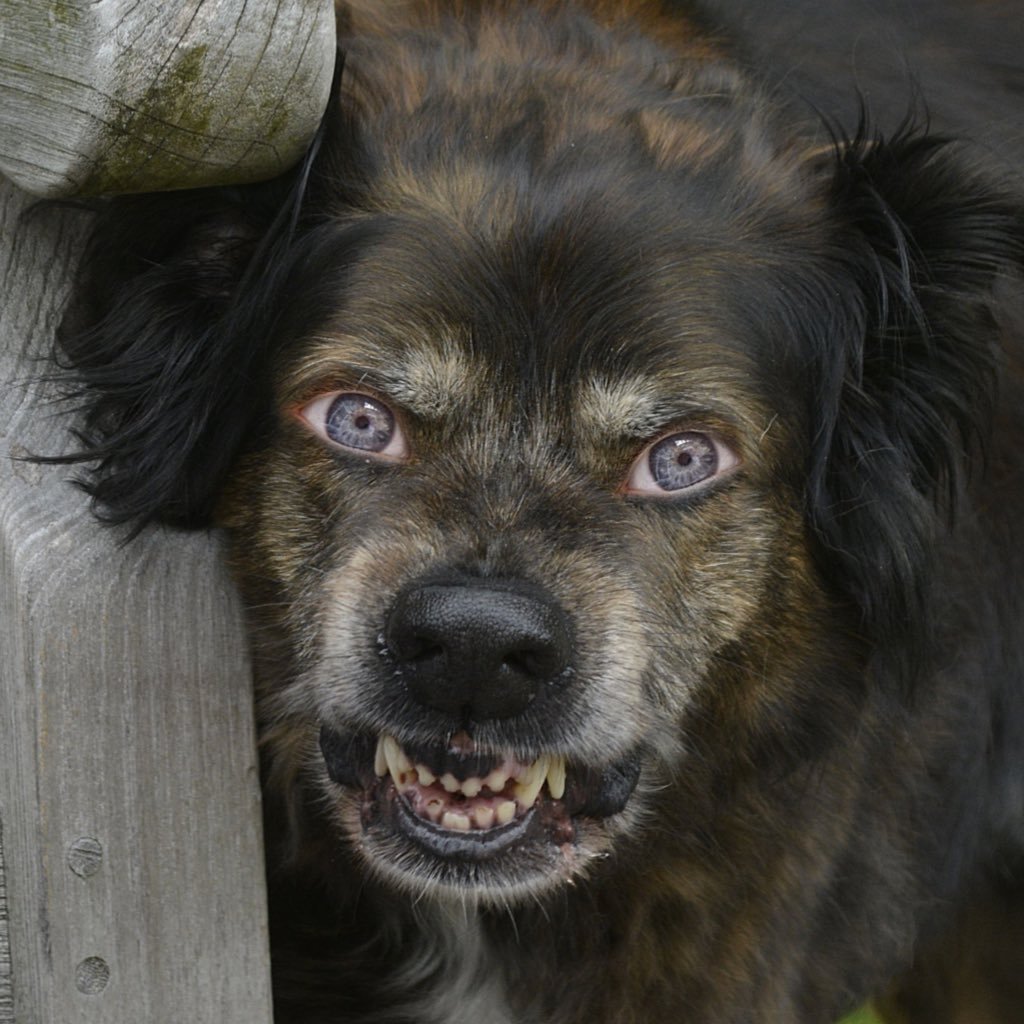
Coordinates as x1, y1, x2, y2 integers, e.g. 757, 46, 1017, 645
0, 0, 336, 197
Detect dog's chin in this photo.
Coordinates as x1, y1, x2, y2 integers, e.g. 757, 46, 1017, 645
319, 726, 642, 902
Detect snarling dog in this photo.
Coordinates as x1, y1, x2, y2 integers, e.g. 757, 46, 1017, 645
53, 0, 1024, 1021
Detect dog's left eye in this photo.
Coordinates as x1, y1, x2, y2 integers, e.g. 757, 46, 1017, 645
298, 392, 408, 459
624, 431, 737, 496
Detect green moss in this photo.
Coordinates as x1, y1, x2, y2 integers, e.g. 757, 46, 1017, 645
262, 104, 293, 151
51, 0, 80, 26
79, 43, 218, 194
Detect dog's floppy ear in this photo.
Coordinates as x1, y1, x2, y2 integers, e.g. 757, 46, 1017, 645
806, 124, 1023, 648
52, 180, 294, 532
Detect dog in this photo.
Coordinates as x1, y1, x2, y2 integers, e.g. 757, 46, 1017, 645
52, 1, 1024, 1021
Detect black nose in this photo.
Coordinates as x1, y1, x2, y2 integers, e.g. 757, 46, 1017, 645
384, 578, 573, 721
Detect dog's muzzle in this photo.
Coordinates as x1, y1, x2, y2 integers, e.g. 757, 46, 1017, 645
317, 575, 643, 896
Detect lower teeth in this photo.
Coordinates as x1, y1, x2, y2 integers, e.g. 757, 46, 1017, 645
442, 811, 471, 831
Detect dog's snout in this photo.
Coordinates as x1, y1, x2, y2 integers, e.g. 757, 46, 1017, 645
384, 580, 572, 720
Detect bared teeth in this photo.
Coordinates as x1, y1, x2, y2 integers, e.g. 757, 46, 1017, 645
495, 800, 517, 825
376, 735, 568, 825
473, 805, 496, 829
382, 735, 412, 786
546, 757, 567, 800
460, 777, 483, 798
441, 810, 472, 831
513, 755, 548, 810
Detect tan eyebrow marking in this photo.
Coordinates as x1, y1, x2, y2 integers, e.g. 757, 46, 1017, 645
383, 338, 479, 418
283, 329, 481, 419
574, 374, 672, 439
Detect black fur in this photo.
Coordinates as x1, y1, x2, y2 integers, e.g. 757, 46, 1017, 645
807, 123, 1021, 652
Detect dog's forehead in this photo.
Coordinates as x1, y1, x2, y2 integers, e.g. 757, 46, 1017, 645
283, 201, 787, 434
289, 0, 832, 443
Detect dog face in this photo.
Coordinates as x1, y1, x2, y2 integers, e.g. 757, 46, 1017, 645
57, 0, 1021, 925
218, 169, 829, 899
209, 18, 855, 898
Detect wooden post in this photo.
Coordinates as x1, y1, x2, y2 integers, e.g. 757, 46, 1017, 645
0, 184, 274, 1019
0, 0, 337, 197
0, 3, 337, 1013
0, 815, 12, 1022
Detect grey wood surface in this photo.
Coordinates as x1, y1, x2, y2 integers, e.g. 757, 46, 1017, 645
0, 817, 11, 1023
0, 0, 336, 197
0, 183, 273, 1021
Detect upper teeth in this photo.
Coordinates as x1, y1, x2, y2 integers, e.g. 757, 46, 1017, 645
374, 735, 568, 820
546, 756, 566, 800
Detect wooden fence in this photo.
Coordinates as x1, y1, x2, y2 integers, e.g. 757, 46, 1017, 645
0, 3, 336, 1020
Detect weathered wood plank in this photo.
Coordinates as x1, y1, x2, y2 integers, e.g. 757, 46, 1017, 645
0, 183, 273, 1021
0, 816, 11, 1024
0, 0, 336, 197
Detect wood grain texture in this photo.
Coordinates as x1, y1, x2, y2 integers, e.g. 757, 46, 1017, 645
0, 184, 273, 1021
0, 816, 11, 1024
0, 0, 336, 197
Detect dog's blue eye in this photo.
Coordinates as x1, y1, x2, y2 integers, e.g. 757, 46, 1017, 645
326, 393, 395, 451
624, 430, 737, 496
649, 433, 717, 489
297, 391, 408, 460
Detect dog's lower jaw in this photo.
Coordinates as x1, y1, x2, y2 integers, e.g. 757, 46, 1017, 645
355, 781, 594, 903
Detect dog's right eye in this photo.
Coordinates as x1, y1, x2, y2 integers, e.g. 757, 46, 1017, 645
297, 392, 408, 460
